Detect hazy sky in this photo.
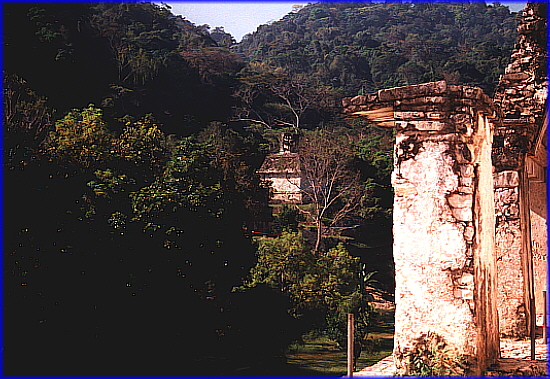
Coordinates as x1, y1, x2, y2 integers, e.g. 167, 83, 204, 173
166, 2, 527, 43
167, 2, 300, 42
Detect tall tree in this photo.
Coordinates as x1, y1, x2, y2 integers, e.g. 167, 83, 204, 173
296, 130, 370, 251
232, 63, 320, 130
3, 73, 54, 170
241, 232, 369, 355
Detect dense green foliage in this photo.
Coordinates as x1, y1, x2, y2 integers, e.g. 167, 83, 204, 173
4, 2, 244, 135
234, 2, 519, 97
230, 0, 519, 290
272, 204, 303, 234
5, 104, 267, 375
4, 1, 519, 375
240, 233, 369, 349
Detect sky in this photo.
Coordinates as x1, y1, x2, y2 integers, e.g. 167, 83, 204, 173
166, 2, 300, 42
166, 1, 527, 43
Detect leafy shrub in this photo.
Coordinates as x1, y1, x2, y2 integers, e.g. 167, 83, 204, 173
239, 232, 372, 360
404, 332, 470, 376
271, 204, 303, 234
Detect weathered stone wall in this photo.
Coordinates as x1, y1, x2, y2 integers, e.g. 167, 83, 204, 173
341, 2, 546, 372
528, 130, 547, 325
343, 81, 500, 375
257, 133, 305, 204
257, 148, 303, 204
493, 170, 528, 336
263, 172, 303, 203
492, 2, 547, 337
531, 177, 548, 325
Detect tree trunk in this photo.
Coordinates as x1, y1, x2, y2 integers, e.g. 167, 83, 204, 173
314, 218, 323, 251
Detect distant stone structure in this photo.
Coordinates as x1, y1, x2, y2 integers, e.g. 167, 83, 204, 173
342, 3, 547, 374
257, 132, 304, 203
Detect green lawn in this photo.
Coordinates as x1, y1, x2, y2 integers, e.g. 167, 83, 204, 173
188, 316, 395, 376
270, 315, 394, 376
285, 335, 393, 376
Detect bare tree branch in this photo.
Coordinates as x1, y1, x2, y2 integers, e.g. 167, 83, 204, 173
285, 130, 367, 251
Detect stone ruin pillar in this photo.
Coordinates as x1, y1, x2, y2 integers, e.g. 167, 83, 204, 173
492, 2, 547, 338
343, 80, 500, 375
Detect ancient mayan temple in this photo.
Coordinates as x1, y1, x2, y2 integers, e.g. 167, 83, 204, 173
342, 2, 547, 375
257, 132, 304, 204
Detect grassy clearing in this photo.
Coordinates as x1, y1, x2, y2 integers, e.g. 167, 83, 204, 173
219, 324, 394, 376
193, 316, 395, 376
279, 315, 395, 376
266, 305, 394, 376
285, 335, 393, 376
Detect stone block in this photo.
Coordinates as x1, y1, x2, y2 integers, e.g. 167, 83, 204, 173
448, 193, 473, 208
461, 289, 474, 300
367, 93, 379, 103
448, 84, 462, 93
427, 112, 447, 119
460, 272, 474, 286
395, 121, 410, 130
504, 203, 520, 218
396, 120, 447, 131
414, 121, 448, 131
341, 97, 351, 108
462, 86, 483, 99
393, 180, 418, 197
400, 96, 447, 105
464, 225, 475, 242
495, 188, 519, 205
502, 73, 530, 81
451, 207, 473, 221
345, 105, 359, 113
377, 88, 395, 102
450, 113, 473, 123
350, 95, 367, 105
458, 186, 474, 194
379, 81, 448, 102
495, 220, 522, 256
493, 170, 520, 187
394, 111, 425, 119
455, 98, 477, 107
460, 164, 475, 178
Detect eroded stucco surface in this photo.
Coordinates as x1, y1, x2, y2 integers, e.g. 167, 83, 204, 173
343, 81, 500, 374
492, 2, 547, 337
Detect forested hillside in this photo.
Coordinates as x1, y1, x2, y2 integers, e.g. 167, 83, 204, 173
4, 3, 244, 135
4, 2, 520, 375
234, 2, 519, 97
